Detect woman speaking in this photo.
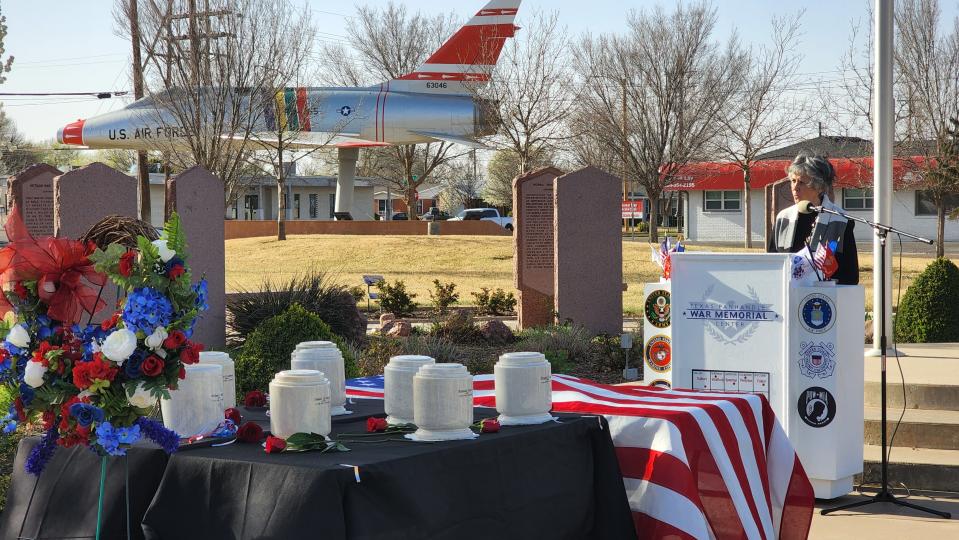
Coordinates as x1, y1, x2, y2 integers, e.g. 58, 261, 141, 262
766, 153, 860, 285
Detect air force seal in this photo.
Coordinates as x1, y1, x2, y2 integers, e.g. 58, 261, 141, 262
799, 294, 835, 334
644, 290, 671, 328
797, 386, 836, 428
798, 341, 836, 379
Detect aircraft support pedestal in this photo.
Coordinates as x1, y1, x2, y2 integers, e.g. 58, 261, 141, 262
335, 147, 359, 220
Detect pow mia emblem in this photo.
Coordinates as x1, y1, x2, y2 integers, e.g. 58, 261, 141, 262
797, 386, 836, 428
798, 341, 836, 379
644, 289, 671, 328
799, 294, 835, 334
339, 106, 353, 116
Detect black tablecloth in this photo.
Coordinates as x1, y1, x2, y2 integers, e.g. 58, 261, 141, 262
2, 404, 635, 540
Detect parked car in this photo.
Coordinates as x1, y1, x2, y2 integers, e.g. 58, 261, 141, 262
448, 208, 513, 231
391, 212, 409, 221
420, 208, 451, 221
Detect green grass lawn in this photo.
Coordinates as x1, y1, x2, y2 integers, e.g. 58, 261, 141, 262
226, 234, 938, 314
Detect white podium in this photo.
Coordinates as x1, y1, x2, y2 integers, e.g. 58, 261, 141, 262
670, 253, 864, 499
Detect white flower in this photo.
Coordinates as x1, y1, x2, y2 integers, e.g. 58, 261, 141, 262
151, 239, 176, 263
101, 329, 138, 364
7, 324, 30, 349
128, 382, 156, 409
145, 326, 168, 350
23, 361, 47, 388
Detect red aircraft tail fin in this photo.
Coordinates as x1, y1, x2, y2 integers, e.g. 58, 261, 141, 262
390, 0, 521, 94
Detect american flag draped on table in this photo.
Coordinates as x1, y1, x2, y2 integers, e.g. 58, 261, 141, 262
347, 373, 814, 540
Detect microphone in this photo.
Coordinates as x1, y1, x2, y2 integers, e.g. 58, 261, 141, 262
797, 200, 822, 214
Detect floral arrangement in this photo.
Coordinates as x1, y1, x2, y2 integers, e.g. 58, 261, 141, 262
650, 237, 685, 280
0, 210, 208, 473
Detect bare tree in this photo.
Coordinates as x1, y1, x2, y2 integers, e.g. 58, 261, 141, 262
114, 0, 294, 210
438, 157, 483, 212
571, 2, 745, 242
895, 0, 959, 256
319, 2, 465, 219
714, 13, 808, 248
469, 10, 575, 176
484, 147, 554, 209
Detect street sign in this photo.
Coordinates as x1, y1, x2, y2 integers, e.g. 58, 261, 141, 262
622, 200, 644, 219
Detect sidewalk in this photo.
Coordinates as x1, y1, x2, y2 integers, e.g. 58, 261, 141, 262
810, 491, 959, 537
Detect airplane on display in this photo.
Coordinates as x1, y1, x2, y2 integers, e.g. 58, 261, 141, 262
56, 0, 523, 217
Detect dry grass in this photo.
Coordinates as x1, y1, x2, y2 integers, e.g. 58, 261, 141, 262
226, 234, 938, 314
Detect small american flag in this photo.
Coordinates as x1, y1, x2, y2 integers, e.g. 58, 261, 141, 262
813, 241, 839, 280
347, 374, 814, 539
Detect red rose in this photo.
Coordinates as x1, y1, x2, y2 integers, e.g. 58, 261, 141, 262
141, 355, 165, 377
225, 407, 242, 424
13, 281, 28, 299
179, 341, 202, 365
13, 397, 25, 422
236, 421, 264, 443
167, 264, 185, 279
101, 312, 121, 331
243, 390, 267, 407
72, 356, 118, 390
42, 410, 56, 430
366, 417, 388, 433
178, 366, 186, 380
480, 418, 501, 433
264, 435, 286, 454
118, 250, 137, 277
163, 330, 187, 350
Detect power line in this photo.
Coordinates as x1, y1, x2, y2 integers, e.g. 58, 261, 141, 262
0, 92, 128, 98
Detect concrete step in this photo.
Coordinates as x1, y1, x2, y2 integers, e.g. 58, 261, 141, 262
859, 445, 959, 493
864, 407, 959, 450
864, 382, 959, 411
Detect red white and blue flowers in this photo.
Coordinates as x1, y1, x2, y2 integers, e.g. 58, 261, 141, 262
0, 212, 208, 472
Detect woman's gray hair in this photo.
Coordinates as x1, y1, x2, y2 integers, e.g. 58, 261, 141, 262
786, 152, 835, 193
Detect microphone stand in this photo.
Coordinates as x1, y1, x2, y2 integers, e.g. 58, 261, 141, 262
816, 207, 949, 518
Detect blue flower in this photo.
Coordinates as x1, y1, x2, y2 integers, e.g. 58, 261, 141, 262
25, 426, 59, 475
18, 383, 34, 406
135, 417, 179, 454
3, 420, 17, 434
193, 279, 209, 312
69, 403, 105, 428
116, 424, 141, 445
124, 350, 147, 379
122, 287, 174, 335
95, 422, 127, 456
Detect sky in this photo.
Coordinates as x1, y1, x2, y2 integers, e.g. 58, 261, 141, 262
2, 0, 958, 145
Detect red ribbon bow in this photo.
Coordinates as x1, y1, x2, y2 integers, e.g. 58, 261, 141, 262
0, 207, 107, 324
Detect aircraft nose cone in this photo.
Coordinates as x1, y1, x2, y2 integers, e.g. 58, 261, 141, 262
58, 119, 85, 145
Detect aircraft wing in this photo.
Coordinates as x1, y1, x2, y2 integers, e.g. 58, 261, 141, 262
223, 132, 391, 149
409, 131, 491, 149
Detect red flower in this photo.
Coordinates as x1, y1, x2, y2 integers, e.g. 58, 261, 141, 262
236, 421, 264, 443
72, 355, 118, 390
163, 330, 187, 350
264, 435, 286, 453
41, 410, 56, 430
366, 417, 389, 433
13, 397, 26, 422
118, 250, 137, 277
179, 341, 202, 365
178, 366, 186, 380
480, 418, 501, 433
13, 281, 28, 300
141, 355, 165, 377
243, 390, 267, 407
100, 312, 120, 331
224, 407, 242, 425
31, 341, 55, 367
166, 264, 185, 280
58, 425, 91, 448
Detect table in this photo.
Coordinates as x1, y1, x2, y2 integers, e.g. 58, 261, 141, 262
1, 403, 635, 540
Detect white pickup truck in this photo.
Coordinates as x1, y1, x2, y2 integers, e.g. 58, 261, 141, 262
448, 208, 514, 232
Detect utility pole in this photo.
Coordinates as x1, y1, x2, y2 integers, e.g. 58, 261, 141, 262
130, 0, 152, 224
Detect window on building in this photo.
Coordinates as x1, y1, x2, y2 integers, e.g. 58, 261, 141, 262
842, 188, 874, 210
309, 194, 318, 219
416, 201, 424, 215
243, 194, 259, 220
916, 190, 959, 216
378, 199, 388, 215
293, 194, 301, 219
329, 193, 336, 218
703, 190, 740, 211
